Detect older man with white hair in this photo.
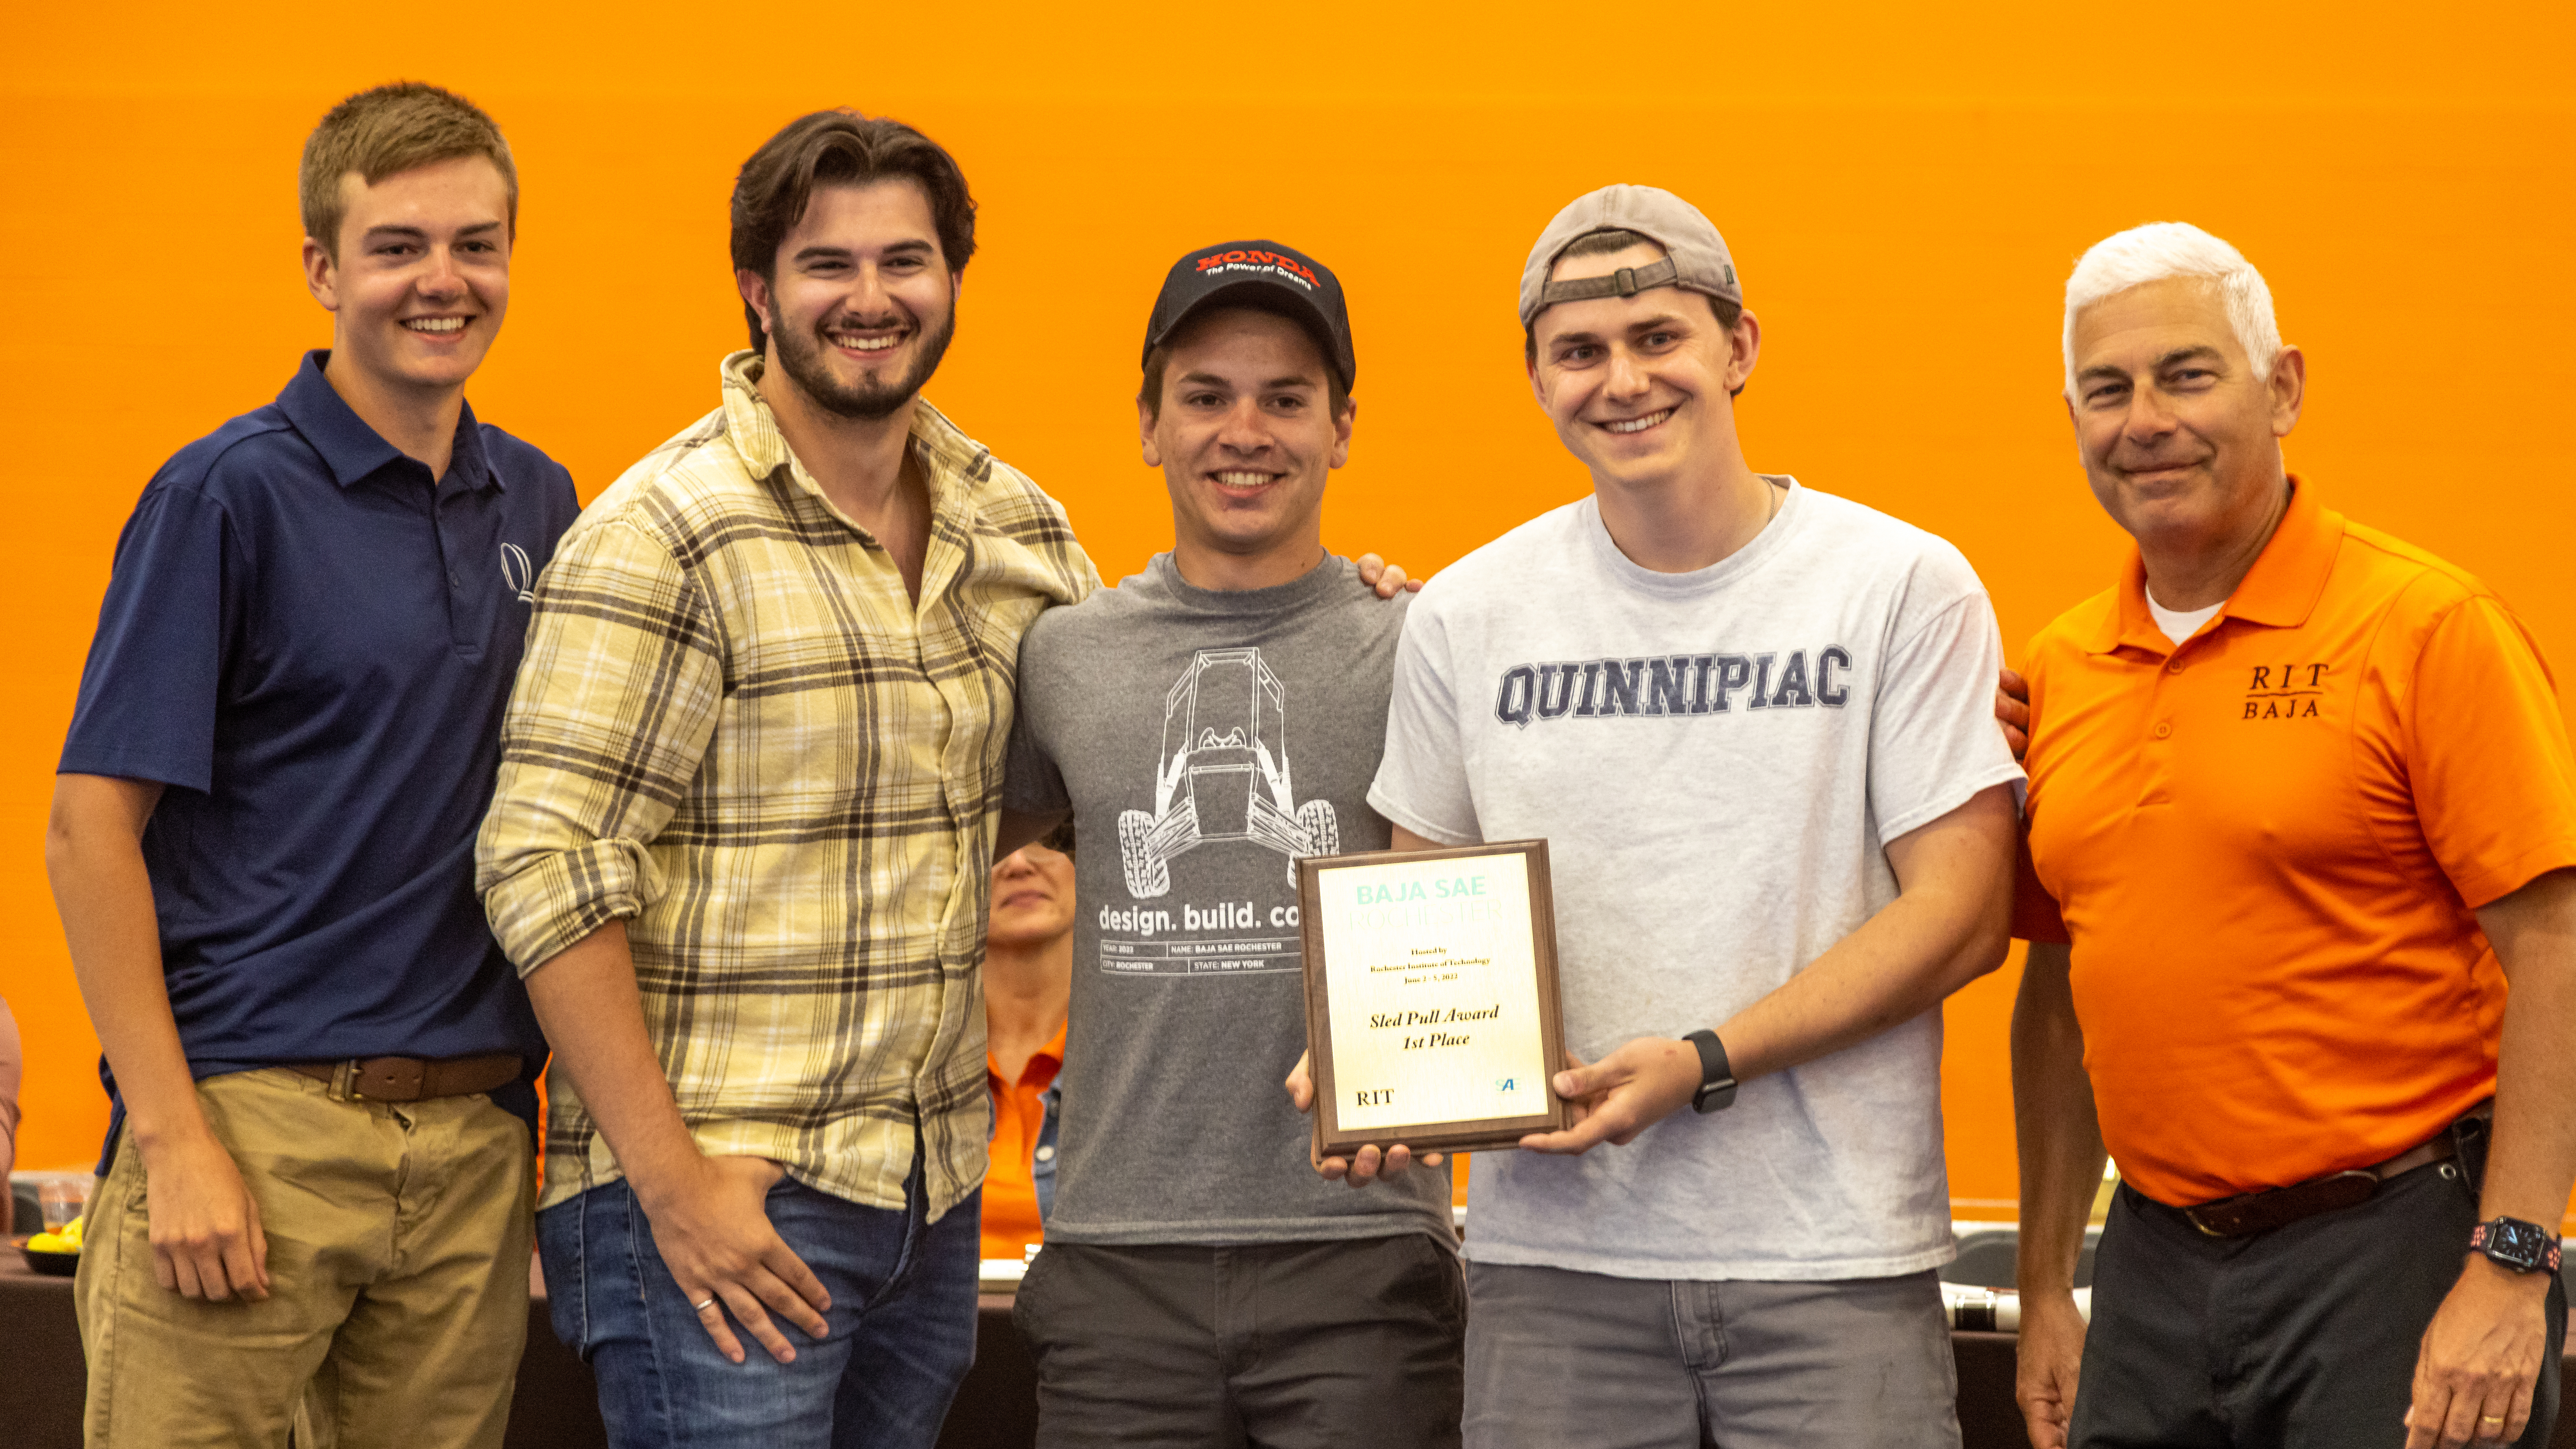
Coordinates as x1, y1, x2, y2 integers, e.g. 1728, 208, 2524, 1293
2008, 223, 2576, 1449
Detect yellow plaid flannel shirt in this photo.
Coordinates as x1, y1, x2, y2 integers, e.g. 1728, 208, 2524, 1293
478, 353, 1097, 1215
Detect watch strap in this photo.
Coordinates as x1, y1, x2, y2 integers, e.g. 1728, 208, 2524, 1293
2471, 1218, 2564, 1274
1682, 1029, 1736, 1114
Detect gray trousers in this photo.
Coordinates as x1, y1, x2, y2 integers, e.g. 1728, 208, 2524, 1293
1462, 1261, 1961, 1449
1015, 1234, 1466, 1449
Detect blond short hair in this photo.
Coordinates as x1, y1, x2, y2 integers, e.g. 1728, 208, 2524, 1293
300, 82, 517, 258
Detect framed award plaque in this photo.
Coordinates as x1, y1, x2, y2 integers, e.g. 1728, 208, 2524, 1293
1297, 839, 1569, 1157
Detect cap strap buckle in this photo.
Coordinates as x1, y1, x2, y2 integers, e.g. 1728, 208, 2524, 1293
1537, 255, 1681, 308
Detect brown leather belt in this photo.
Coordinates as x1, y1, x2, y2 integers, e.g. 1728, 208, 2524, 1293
2182, 1132, 2460, 1238
286, 1053, 522, 1104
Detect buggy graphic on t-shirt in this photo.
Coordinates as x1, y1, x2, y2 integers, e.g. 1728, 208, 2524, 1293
1119, 647, 1341, 897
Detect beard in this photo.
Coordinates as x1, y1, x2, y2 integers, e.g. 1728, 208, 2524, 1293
771, 304, 957, 421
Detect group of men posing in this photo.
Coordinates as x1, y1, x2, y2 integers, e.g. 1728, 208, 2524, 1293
41, 81, 2576, 1449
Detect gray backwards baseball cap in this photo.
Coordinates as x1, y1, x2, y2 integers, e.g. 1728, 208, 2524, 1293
1519, 184, 1742, 328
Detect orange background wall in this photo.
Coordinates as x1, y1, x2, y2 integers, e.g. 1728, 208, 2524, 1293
5, 4, 2571, 1226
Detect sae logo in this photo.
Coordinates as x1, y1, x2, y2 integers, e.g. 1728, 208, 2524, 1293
1495, 1078, 1517, 1093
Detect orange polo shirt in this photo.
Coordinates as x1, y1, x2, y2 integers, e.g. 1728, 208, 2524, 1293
980, 1023, 1064, 1263
2015, 479, 2576, 1208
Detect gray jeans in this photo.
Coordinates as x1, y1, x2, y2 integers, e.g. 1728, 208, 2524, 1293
1463, 1261, 1960, 1449
1016, 1234, 1466, 1449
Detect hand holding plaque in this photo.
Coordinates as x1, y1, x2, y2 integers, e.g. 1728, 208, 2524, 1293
1296, 840, 1570, 1159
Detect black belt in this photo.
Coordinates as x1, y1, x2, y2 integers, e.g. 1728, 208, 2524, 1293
2180, 1108, 2485, 1238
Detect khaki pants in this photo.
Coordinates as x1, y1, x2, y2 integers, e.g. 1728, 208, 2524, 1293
75, 1067, 533, 1449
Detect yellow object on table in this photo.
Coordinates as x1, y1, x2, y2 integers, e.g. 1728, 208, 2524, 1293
27, 1213, 84, 1254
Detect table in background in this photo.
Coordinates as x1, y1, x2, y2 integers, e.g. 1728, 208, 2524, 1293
5, 1255, 2569, 1449
0, 1259, 1020, 1449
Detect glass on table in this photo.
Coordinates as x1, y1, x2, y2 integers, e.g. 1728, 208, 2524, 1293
39, 1177, 90, 1233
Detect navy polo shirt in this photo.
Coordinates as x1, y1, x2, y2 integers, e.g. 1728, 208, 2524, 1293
61, 352, 579, 1142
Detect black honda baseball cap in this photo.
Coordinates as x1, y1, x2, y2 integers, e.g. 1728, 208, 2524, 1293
1142, 239, 1356, 392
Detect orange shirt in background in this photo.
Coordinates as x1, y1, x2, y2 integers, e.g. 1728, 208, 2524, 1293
980, 1023, 1065, 1263
2015, 479, 2576, 1209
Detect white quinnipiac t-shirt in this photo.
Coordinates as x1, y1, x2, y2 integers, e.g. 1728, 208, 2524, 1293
1369, 479, 2023, 1281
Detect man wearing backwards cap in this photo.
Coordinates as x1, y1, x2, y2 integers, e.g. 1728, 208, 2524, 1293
997, 240, 1465, 1448
1353, 185, 2023, 1447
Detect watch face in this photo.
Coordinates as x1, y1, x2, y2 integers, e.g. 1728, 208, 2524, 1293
2489, 1220, 2547, 1268
2481, 1219, 2556, 1273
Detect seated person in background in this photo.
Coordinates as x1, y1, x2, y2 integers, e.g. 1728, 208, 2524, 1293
983, 822, 1075, 1262
0, 995, 19, 1180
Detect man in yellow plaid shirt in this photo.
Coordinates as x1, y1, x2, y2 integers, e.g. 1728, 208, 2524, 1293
475, 111, 1093, 1448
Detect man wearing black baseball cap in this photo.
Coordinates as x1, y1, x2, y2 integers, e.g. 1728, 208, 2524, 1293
996, 240, 1464, 1447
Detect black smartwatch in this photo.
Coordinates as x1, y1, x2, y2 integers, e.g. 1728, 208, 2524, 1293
1681, 1030, 1737, 1114
2471, 1218, 2564, 1275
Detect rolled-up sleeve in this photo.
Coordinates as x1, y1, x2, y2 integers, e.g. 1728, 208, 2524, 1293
476, 516, 724, 973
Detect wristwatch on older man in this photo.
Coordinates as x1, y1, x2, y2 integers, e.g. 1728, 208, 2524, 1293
1682, 1029, 1737, 1114
2471, 1218, 2564, 1275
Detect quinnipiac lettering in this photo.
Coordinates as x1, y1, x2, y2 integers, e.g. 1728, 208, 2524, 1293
1598, 659, 1644, 715
1572, 660, 1605, 717
1709, 654, 1752, 712
1536, 663, 1578, 719
1495, 646, 1858, 727
1646, 657, 1692, 716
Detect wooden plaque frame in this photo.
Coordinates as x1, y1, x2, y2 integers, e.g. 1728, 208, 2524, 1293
1297, 839, 1569, 1158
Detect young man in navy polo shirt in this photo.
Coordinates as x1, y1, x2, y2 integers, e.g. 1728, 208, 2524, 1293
45, 83, 577, 1449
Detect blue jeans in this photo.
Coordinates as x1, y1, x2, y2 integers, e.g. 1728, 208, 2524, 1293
537, 1165, 980, 1449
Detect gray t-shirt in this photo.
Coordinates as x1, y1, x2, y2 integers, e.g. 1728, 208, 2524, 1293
1005, 553, 1453, 1246
1369, 481, 2022, 1281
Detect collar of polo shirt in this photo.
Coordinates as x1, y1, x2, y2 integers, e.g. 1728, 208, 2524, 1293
2088, 477, 2339, 657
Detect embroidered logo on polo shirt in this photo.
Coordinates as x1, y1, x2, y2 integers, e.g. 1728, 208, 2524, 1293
500, 543, 536, 603
2243, 662, 2327, 721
